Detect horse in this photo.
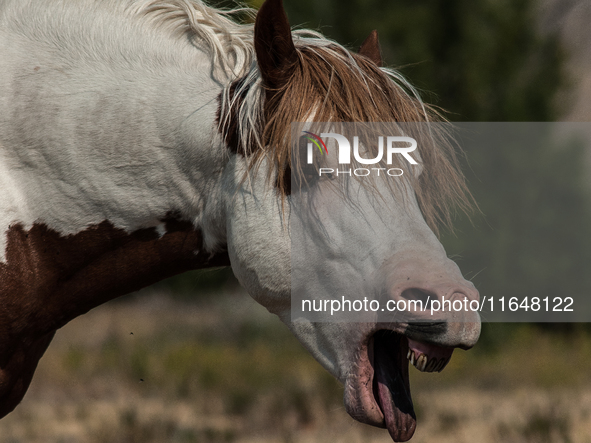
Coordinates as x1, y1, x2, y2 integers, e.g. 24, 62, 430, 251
0, 0, 481, 441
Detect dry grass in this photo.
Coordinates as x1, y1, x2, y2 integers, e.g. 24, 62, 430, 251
1, 288, 591, 442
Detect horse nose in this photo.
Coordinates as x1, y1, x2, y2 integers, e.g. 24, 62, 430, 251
398, 283, 480, 309
379, 258, 481, 349
394, 283, 481, 349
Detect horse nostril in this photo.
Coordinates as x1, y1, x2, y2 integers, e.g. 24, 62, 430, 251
400, 288, 435, 308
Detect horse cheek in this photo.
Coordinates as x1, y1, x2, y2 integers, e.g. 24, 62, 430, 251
224, 162, 291, 316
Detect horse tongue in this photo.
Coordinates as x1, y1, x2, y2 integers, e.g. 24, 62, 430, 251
373, 333, 416, 442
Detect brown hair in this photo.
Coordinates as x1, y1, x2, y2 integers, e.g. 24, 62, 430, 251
220, 42, 472, 234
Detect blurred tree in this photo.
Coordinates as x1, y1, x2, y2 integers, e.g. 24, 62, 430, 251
286, 0, 563, 121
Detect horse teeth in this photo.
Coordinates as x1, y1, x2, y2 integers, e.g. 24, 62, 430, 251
426, 357, 438, 372
416, 354, 427, 371
407, 350, 452, 372
437, 357, 451, 372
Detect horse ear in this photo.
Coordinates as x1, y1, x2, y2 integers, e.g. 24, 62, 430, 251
358, 30, 382, 67
254, 0, 298, 87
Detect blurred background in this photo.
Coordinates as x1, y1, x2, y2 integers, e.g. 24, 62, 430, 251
3, 0, 591, 442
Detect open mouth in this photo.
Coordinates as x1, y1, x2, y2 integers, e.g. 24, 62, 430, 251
369, 330, 454, 441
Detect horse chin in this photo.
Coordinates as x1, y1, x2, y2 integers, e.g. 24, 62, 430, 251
344, 329, 455, 442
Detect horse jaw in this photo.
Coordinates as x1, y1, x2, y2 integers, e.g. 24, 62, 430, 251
223, 157, 292, 315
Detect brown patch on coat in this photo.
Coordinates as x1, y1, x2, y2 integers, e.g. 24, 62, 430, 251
0, 218, 229, 417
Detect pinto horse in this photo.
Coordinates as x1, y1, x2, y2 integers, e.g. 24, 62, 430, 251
0, 0, 480, 440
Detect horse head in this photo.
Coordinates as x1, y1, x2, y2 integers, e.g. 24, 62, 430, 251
220, 0, 481, 440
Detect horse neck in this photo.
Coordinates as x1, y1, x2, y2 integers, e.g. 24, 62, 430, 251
0, 6, 235, 333
0, 12, 233, 262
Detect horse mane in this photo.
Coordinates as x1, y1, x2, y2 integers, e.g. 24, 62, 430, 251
128, 0, 257, 79
130, 0, 471, 233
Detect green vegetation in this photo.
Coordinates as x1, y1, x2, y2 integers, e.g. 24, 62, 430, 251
285, 0, 563, 122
